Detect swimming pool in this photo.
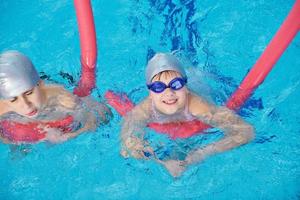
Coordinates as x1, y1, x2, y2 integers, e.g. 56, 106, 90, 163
1, 0, 299, 199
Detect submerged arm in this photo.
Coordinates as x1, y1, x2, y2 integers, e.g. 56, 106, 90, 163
120, 98, 152, 159
44, 86, 112, 143
48, 85, 112, 124
47, 111, 98, 143
185, 94, 255, 165
80, 96, 112, 125
48, 102, 112, 143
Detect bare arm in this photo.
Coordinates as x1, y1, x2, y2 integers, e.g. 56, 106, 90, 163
45, 84, 112, 123
45, 111, 98, 143
45, 94, 112, 143
80, 96, 112, 125
62, 97, 113, 140
41, 85, 84, 142
185, 93, 255, 165
162, 94, 254, 177
120, 97, 153, 158
121, 98, 150, 140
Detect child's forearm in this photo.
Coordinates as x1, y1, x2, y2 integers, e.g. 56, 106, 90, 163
63, 112, 97, 140
120, 112, 152, 159
122, 98, 151, 138
120, 99, 152, 158
80, 96, 113, 124
75, 112, 97, 133
120, 105, 149, 142
186, 125, 254, 165
121, 117, 145, 143
186, 104, 255, 165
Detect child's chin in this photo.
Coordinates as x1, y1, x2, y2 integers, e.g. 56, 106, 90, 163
160, 108, 179, 115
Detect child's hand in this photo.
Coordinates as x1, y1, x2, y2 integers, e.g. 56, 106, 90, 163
185, 149, 206, 165
121, 136, 154, 159
92, 102, 112, 125
81, 96, 113, 125
160, 159, 187, 177
43, 126, 69, 143
57, 93, 77, 109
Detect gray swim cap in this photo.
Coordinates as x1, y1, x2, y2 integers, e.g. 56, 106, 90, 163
145, 53, 186, 84
0, 51, 40, 99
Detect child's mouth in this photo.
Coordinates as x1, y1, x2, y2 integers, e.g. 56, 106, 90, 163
163, 99, 178, 105
26, 109, 38, 116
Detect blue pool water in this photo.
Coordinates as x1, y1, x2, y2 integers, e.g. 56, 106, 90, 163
1, 0, 300, 199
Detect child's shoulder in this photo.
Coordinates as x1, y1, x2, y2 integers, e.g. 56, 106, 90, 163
43, 84, 69, 94
127, 97, 151, 119
188, 93, 215, 116
42, 84, 73, 99
132, 96, 150, 109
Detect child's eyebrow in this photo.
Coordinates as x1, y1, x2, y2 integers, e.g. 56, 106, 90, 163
10, 96, 18, 102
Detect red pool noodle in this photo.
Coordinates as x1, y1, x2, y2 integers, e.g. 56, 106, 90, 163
226, 0, 300, 110
73, 0, 97, 97
105, 0, 300, 138
0, 116, 74, 143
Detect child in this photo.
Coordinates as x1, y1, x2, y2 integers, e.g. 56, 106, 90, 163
0, 50, 112, 144
120, 53, 254, 177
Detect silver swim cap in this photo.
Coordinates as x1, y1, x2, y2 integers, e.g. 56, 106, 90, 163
0, 50, 40, 99
145, 53, 186, 84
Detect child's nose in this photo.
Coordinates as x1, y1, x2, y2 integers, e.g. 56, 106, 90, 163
19, 96, 32, 108
164, 88, 175, 95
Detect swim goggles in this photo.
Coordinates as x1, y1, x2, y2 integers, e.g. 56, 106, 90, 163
147, 77, 187, 93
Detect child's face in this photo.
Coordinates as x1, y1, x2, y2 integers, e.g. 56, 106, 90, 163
150, 71, 188, 115
2, 82, 45, 118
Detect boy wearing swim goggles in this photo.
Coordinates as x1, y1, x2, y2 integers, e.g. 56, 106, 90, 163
120, 53, 254, 177
0, 50, 111, 144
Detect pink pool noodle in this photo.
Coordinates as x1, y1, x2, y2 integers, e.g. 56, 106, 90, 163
226, 0, 300, 110
73, 0, 97, 97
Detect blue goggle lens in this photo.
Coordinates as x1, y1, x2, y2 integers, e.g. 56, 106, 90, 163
147, 77, 187, 93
